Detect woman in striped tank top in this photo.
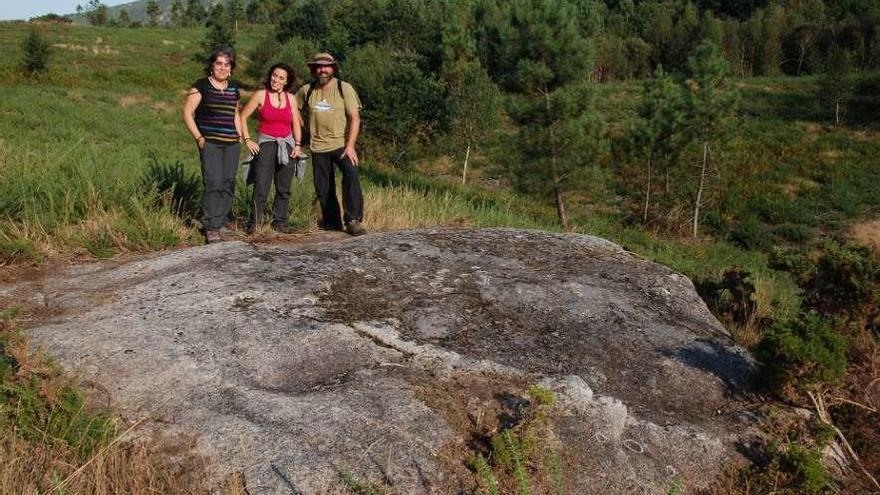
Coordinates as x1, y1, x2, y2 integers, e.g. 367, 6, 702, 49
240, 63, 303, 234
182, 46, 243, 244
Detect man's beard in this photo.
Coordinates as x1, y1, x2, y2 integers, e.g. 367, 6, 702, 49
317, 72, 331, 85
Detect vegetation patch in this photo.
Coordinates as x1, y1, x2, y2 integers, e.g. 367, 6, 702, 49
467, 386, 565, 495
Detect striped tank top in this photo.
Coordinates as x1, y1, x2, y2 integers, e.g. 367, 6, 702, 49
192, 78, 240, 143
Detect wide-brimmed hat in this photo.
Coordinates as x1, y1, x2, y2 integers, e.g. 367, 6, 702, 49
307, 52, 339, 69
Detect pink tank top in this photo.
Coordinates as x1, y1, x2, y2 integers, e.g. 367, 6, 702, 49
257, 90, 293, 138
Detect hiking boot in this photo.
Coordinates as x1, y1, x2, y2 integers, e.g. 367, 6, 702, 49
273, 223, 295, 234
318, 221, 344, 232
219, 226, 237, 239
345, 220, 366, 236
205, 230, 222, 244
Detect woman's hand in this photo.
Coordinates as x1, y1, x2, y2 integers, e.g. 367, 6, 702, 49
245, 138, 260, 155
290, 144, 302, 159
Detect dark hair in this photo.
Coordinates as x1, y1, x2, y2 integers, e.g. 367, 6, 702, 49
204, 46, 236, 75
262, 63, 298, 92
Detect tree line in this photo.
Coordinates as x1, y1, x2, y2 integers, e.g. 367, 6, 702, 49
78, 0, 880, 77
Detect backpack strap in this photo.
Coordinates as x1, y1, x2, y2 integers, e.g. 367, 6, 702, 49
305, 81, 316, 109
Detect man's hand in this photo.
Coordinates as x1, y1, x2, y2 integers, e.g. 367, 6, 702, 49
340, 145, 359, 166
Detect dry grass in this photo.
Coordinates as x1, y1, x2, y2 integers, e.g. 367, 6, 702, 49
118, 95, 153, 109
362, 183, 535, 232
850, 218, 880, 253
0, 432, 218, 495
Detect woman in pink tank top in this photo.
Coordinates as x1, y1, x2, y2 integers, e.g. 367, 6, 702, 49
240, 63, 303, 234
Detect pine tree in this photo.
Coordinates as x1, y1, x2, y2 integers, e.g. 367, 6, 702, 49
629, 66, 687, 224
146, 0, 161, 26
685, 40, 738, 238
184, 0, 207, 27
227, 0, 245, 32
84, 0, 108, 26
21, 28, 51, 77
819, 45, 855, 126
170, 0, 184, 27
201, 4, 235, 60
484, 0, 608, 230
441, 0, 502, 183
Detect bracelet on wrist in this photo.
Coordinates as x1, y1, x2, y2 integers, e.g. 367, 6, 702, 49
195, 135, 205, 142
244, 137, 254, 143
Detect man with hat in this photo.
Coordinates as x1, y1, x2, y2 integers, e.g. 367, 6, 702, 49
295, 52, 366, 236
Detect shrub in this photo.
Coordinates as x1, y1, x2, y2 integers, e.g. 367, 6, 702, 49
344, 44, 445, 166
728, 214, 770, 251
0, 236, 41, 265
755, 312, 847, 396
20, 28, 50, 77
807, 241, 880, 315
780, 444, 832, 493
767, 246, 813, 280
696, 270, 760, 329
773, 222, 813, 243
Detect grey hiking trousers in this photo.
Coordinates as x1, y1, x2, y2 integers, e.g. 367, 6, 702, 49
199, 141, 240, 230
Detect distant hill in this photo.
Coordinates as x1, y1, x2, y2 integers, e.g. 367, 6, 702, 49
65, 0, 222, 25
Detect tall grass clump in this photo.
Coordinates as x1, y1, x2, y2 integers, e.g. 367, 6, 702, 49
139, 159, 202, 219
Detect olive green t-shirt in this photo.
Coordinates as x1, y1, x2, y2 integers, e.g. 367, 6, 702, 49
295, 79, 362, 153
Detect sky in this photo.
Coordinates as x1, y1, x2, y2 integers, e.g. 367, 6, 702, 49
0, 1, 128, 21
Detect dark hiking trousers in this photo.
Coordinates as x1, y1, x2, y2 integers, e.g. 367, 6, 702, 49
199, 141, 240, 230
312, 148, 363, 228
250, 142, 295, 227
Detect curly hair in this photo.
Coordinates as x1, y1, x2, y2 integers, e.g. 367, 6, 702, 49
262, 63, 298, 92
